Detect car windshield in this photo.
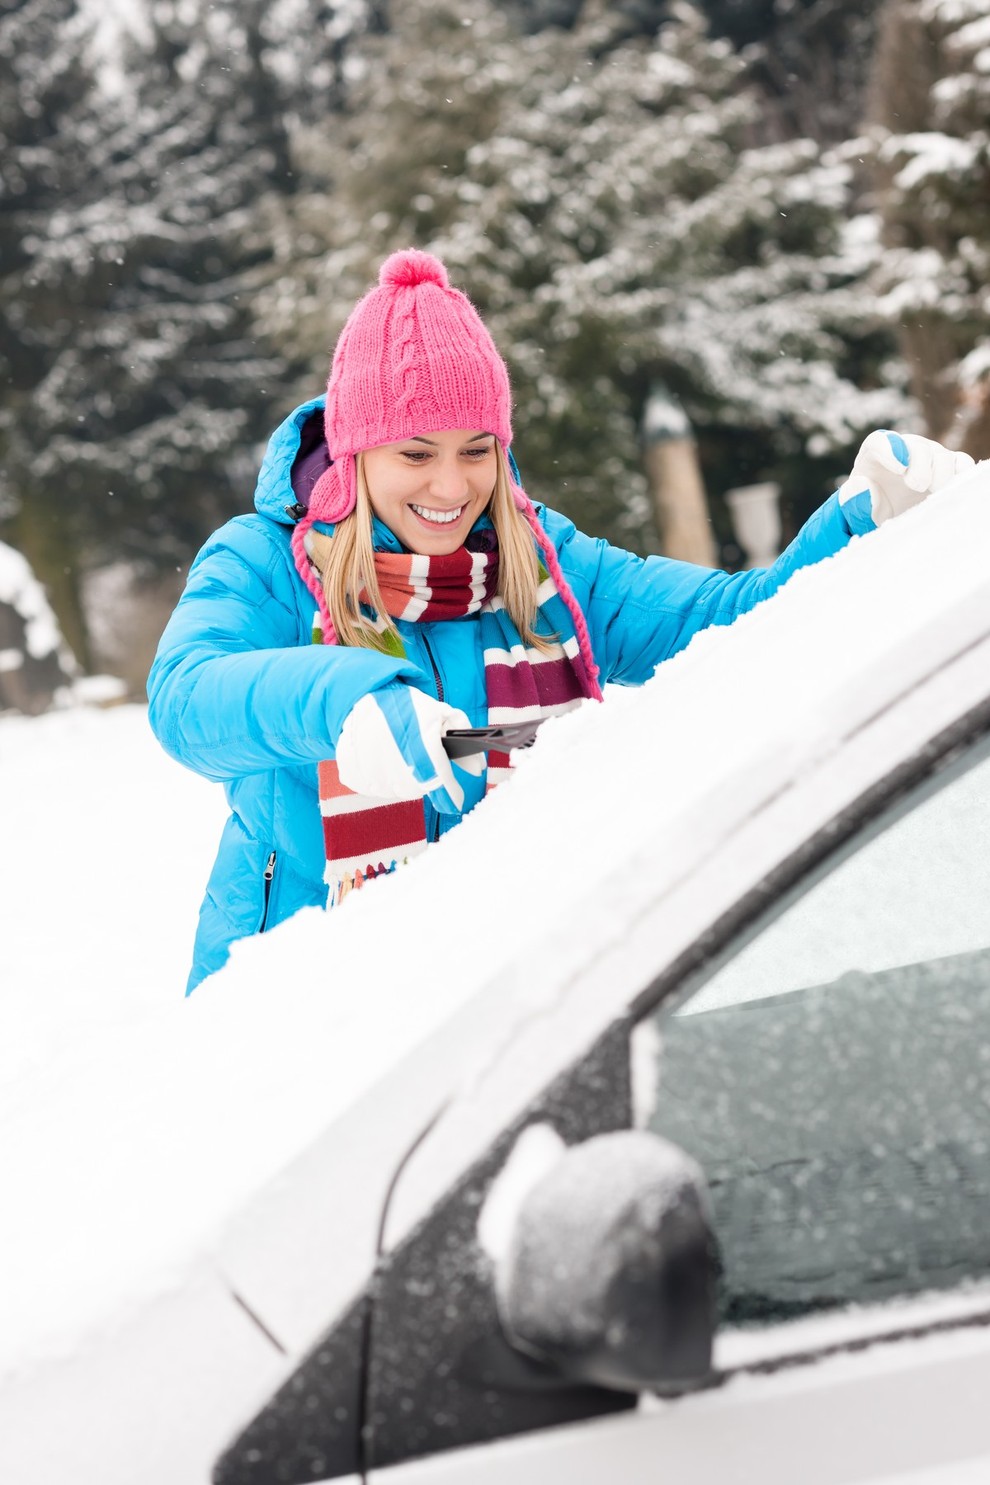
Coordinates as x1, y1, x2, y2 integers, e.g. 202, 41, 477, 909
633, 733, 990, 1328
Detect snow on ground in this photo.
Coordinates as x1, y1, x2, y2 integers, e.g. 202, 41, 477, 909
1, 468, 988, 1381
0, 705, 225, 1042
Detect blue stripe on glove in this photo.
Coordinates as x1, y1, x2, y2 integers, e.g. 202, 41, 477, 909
887, 432, 909, 466
376, 685, 447, 795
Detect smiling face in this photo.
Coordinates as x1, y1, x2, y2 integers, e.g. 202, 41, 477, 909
360, 429, 498, 555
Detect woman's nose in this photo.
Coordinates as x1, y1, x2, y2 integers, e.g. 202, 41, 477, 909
428, 458, 468, 503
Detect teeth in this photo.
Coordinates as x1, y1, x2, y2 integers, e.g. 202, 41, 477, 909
410, 504, 465, 526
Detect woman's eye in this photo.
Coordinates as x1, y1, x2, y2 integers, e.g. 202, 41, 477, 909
400, 450, 430, 463
464, 446, 493, 459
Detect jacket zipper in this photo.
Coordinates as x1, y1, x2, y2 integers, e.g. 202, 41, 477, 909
260, 851, 277, 932
419, 631, 443, 842
420, 629, 444, 702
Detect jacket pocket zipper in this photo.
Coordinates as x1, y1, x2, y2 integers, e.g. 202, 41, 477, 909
260, 851, 277, 932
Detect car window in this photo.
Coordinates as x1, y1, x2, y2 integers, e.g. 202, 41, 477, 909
632, 733, 990, 1328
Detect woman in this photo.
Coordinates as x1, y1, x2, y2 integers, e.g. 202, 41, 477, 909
148, 249, 972, 993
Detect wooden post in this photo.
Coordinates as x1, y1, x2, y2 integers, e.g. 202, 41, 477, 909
641, 385, 718, 567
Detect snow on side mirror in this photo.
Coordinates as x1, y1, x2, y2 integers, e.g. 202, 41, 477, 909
494, 1129, 718, 1394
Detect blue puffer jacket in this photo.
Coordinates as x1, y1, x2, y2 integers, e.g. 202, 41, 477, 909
148, 398, 861, 993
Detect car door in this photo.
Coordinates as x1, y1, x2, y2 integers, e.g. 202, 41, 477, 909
360, 703, 990, 1485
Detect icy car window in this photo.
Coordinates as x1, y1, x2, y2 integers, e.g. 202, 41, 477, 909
686, 742, 990, 1015
632, 735, 990, 1327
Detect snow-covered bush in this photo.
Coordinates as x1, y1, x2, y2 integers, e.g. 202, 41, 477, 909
0, 541, 77, 715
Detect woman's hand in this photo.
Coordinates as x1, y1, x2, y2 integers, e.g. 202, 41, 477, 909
839, 430, 974, 531
335, 685, 485, 814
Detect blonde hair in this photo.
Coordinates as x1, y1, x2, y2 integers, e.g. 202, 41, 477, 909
318, 444, 553, 653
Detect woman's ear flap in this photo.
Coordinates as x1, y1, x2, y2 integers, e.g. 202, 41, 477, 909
309, 457, 357, 526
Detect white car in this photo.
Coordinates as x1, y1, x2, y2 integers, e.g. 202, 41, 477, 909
4, 464, 990, 1484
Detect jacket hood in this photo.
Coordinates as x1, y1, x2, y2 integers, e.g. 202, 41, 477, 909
252, 397, 410, 552
253, 397, 327, 526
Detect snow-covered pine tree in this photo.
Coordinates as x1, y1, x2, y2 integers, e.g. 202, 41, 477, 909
702, 0, 884, 146
509, 0, 884, 146
290, 0, 904, 547
38, 0, 292, 563
255, 0, 385, 128
0, 0, 104, 662
867, 0, 990, 456
223, 0, 397, 428
2, 0, 297, 664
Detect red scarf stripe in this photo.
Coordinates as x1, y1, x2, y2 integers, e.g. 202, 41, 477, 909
485, 654, 588, 709
485, 749, 513, 792
393, 553, 433, 621
319, 759, 427, 881
322, 805, 427, 865
373, 549, 491, 622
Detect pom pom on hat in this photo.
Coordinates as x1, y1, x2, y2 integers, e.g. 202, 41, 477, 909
378, 249, 449, 289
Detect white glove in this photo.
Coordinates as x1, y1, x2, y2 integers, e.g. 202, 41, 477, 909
336, 685, 484, 815
839, 430, 974, 531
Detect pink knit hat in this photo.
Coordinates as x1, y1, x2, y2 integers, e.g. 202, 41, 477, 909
292, 248, 601, 696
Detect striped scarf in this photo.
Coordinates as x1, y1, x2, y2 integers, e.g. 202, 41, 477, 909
312, 534, 597, 902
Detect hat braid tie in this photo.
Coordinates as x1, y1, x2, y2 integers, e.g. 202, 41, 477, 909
516, 497, 602, 700
291, 513, 338, 645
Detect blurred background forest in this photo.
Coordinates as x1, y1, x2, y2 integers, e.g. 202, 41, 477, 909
1, 0, 988, 697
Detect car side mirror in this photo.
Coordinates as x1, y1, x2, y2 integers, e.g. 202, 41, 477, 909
496, 1130, 718, 1393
